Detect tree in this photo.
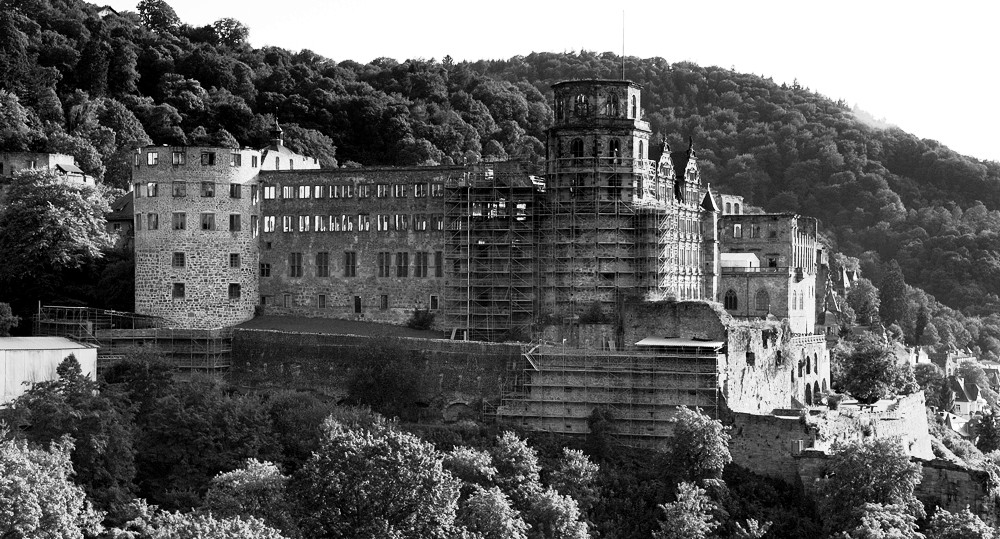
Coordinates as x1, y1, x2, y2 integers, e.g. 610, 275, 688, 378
664, 406, 732, 481
0, 431, 103, 538
817, 437, 923, 534
211, 18, 250, 47
444, 446, 498, 491
137, 0, 180, 33
203, 459, 296, 536
526, 487, 589, 539
924, 506, 995, 539
836, 503, 921, 539
847, 278, 881, 325
957, 360, 989, 389
108, 499, 288, 539
0, 301, 19, 335
878, 261, 909, 328
293, 416, 460, 539
840, 334, 917, 403
345, 343, 421, 421
975, 413, 1000, 453
456, 486, 528, 539
653, 482, 718, 539
547, 448, 599, 512
489, 431, 543, 512
915, 363, 947, 409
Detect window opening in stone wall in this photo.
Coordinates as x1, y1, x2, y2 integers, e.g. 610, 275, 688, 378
251, 155, 258, 168
354, 296, 362, 313
358, 214, 370, 231
393, 184, 406, 198
172, 283, 184, 298
200, 213, 215, 231
284, 294, 290, 308
263, 186, 275, 199
430, 295, 439, 310
724, 289, 738, 310
814, 381, 820, 401
229, 214, 241, 231
229, 253, 240, 268
282, 216, 292, 232
260, 263, 271, 277
172, 252, 185, 268
298, 215, 309, 232
805, 384, 812, 406
344, 251, 357, 277
289, 159, 294, 170
263, 216, 275, 232
229, 184, 241, 198
377, 184, 388, 197
380, 294, 388, 311
377, 214, 389, 232
608, 94, 620, 116
172, 182, 186, 197
806, 354, 811, 374
147, 151, 158, 166
755, 290, 770, 312
251, 215, 259, 237
298, 185, 310, 199
413, 183, 427, 198
171, 151, 184, 165
318, 294, 327, 308
733, 224, 742, 238
725, 202, 731, 213
201, 152, 216, 166
574, 93, 588, 116
609, 139, 621, 163
415, 214, 427, 231
556, 99, 564, 120
313, 185, 323, 198
315, 215, 327, 232
147, 182, 158, 197
630, 95, 637, 118
274, 156, 280, 169
172, 212, 186, 230
228, 283, 241, 300
735, 203, 741, 213
395, 252, 409, 277
147, 213, 158, 230
431, 183, 444, 197
282, 186, 294, 199
289, 252, 303, 277
358, 184, 370, 198
638, 140, 644, 160
415, 252, 428, 278
201, 182, 215, 197
377, 252, 391, 277
571, 138, 584, 158
434, 251, 443, 277
231, 152, 241, 166
316, 252, 329, 277
433, 214, 444, 230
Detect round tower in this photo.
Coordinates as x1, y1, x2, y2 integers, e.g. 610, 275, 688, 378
133, 146, 262, 328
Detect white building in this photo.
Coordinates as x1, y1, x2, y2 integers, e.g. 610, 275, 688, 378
1, 337, 97, 404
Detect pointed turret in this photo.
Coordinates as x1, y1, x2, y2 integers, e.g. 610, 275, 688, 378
269, 119, 284, 147
702, 183, 720, 301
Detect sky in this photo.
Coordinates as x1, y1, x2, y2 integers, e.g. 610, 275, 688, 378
104, 0, 1000, 162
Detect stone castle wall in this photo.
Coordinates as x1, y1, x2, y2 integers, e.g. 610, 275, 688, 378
133, 146, 261, 328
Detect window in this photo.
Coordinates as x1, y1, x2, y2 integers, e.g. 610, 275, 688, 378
344, 251, 357, 277
260, 263, 271, 277
229, 183, 241, 198
724, 289, 738, 310
607, 93, 620, 116
395, 252, 409, 277
135, 213, 143, 232
201, 152, 216, 166
377, 252, 391, 277
380, 294, 389, 310
315, 215, 327, 232
229, 214, 241, 231
733, 224, 742, 238
609, 139, 621, 162
230, 152, 241, 166
275, 156, 280, 169
289, 158, 294, 169
725, 202, 732, 214
316, 252, 329, 277
171, 151, 184, 165
200, 213, 216, 231
264, 216, 275, 232
734, 203, 741, 214
251, 185, 258, 205
263, 185, 276, 199
431, 183, 444, 197
358, 184, 370, 198
228, 283, 241, 300
750, 225, 760, 238
434, 251, 443, 277
172, 283, 185, 298
574, 93, 588, 115
377, 184, 389, 197
318, 294, 327, 309
413, 183, 428, 198
229, 253, 240, 268
146, 182, 158, 197
433, 214, 444, 231
252, 155, 258, 168
394, 214, 409, 231
755, 289, 770, 311
289, 252, 303, 277
282, 186, 295, 199
172, 212, 186, 230
415, 252, 428, 278
298, 215, 310, 232
430, 295, 439, 310
377, 214, 390, 232
282, 216, 292, 232
147, 213, 158, 230
393, 184, 407, 198
358, 214, 370, 231
172, 182, 186, 197
570, 138, 584, 158
298, 185, 310, 199
283, 294, 291, 308
638, 140, 644, 160
147, 151, 158, 166
414, 214, 428, 232
251, 215, 258, 237
630, 95, 637, 118
314, 185, 324, 198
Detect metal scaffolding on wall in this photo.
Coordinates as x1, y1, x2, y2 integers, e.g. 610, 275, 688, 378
33, 306, 232, 370
444, 162, 539, 342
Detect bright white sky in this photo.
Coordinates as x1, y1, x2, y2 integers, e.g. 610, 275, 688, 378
104, 0, 1000, 162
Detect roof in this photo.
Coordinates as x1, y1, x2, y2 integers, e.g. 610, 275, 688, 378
949, 376, 983, 403
720, 253, 760, 267
55, 163, 84, 175
701, 186, 720, 212
106, 192, 134, 220
0, 337, 96, 351
634, 337, 724, 349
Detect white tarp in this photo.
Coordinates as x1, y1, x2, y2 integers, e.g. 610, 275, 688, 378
1, 337, 97, 404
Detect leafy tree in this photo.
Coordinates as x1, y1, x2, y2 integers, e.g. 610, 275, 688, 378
526, 487, 589, 539
108, 499, 288, 539
653, 481, 718, 539
840, 334, 917, 403
817, 437, 923, 534
0, 301, 19, 335
835, 503, 920, 539
878, 261, 910, 328
664, 406, 731, 481
345, 343, 422, 421
293, 416, 460, 539
489, 431, 543, 512
975, 413, 1000, 453
915, 363, 947, 408
203, 459, 296, 536
733, 518, 772, 539
137, 0, 180, 33
444, 445, 498, 491
957, 359, 989, 388
924, 506, 995, 539
0, 430, 103, 538
456, 486, 528, 539
263, 390, 340, 472
847, 278, 881, 325
211, 18, 250, 47
547, 448, 599, 512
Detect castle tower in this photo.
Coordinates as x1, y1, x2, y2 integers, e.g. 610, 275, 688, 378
133, 146, 262, 328
701, 185, 720, 301
540, 80, 658, 320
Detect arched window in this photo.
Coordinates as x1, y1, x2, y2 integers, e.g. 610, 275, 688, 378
755, 290, 770, 312
822, 379, 828, 392
814, 353, 819, 374
607, 94, 620, 116
574, 94, 589, 116
814, 381, 821, 401
556, 99, 564, 120
805, 384, 812, 406
806, 354, 811, 374
725, 202, 732, 214
734, 203, 741, 214
630, 95, 637, 118
800, 291, 805, 310
570, 138, 584, 158
790, 291, 797, 310
724, 289, 738, 310
608, 139, 621, 163
638, 140, 644, 160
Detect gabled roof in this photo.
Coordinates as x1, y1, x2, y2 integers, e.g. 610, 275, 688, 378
949, 376, 983, 403
55, 163, 84, 175
106, 192, 133, 220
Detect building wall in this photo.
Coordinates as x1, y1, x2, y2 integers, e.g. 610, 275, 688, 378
133, 146, 261, 328
257, 167, 460, 325
0, 152, 75, 178
1, 342, 98, 404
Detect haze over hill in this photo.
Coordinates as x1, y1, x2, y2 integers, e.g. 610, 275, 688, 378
3, 0, 1000, 357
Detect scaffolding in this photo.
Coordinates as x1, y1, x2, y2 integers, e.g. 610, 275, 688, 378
33, 306, 232, 370
538, 156, 665, 320
497, 341, 723, 447
444, 162, 538, 342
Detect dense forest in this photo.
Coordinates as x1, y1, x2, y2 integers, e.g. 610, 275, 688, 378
3, 0, 1000, 355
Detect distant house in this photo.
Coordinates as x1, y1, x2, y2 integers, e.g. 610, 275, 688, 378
948, 375, 987, 418
106, 191, 135, 245
96, 5, 117, 18
0, 337, 97, 404
0, 152, 94, 186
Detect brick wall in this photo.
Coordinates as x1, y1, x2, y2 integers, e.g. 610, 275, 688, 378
133, 146, 261, 328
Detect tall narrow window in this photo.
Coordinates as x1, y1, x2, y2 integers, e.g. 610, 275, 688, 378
147, 213, 158, 230
146, 182, 158, 197
289, 252, 303, 277
229, 214, 241, 231
229, 253, 240, 268
608, 139, 621, 163
414, 252, 428, 278
630, 95, 637, 118
171, 151, 184, 165
172, 283, 185, 298
395, 252, 409, 277
228, 283, 241, 300
316, 252, 329, 277
172, 212, 186, 230
377, 252, 391, 277
229, 183, 241, 198
172, 252, 185, 268
434, 251, 443, 277
570, 138, 584, 158
147, 151, 158, 166
755, 290, 770, 312
724, 290, 738, 310
172, 182, 186, 197
200, 213, 216, 231
344, 251, 357, 277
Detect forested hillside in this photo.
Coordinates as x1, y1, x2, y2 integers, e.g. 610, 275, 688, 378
3, 0, 1000, 355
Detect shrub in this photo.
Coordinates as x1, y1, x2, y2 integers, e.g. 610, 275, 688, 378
406, 308, 435, 330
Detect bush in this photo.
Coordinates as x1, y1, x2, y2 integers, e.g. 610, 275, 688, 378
406, 308, 435, 330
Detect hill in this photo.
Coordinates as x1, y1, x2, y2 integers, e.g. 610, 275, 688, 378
2, 0, 999, 356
